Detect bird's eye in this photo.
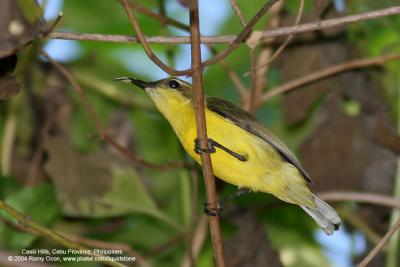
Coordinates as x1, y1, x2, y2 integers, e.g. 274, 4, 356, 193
168, 80, 180, 89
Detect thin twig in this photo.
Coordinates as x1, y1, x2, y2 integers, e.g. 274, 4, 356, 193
48, 6, 400, 45
264, 0, 304, 65
121, 0, 188, 76
204, 36, 249, 101
319, 191, 400, 208
229, 0, 256, 111
119, 0, 190, 31
104, 135, 188, 170
248, 48, 257, 111
339, 209, 382, 246
244, 0, 305, 77
121, 2, 250, 100
41, 12, 63, 37
199, 0, 280, 70
41, 50, 187, 170
357, 218, 400, 267
40, 50, 103, 138
258, 53, 400, 107
0, 201, 126, 267
248, 1, 283, 112
184, 168, 200, 267
220, 60, 249, 101
230, 0, 246, 26
189, 1, 226, 266
127, 0, 249, 100
145, 233, 187, 257
180, 215, 209, 267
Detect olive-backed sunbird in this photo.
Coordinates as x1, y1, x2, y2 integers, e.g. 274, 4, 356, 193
115, 76, 342, 235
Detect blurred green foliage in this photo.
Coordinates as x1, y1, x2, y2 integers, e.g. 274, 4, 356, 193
1, 1, 400, 267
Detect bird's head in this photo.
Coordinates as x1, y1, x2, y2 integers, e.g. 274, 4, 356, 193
114, 76, 193, 104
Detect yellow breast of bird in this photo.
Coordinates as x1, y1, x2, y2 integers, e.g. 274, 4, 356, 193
177, 108, 286, 192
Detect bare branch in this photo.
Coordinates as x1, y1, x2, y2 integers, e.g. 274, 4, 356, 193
340, 210, 382, 245
258, 53, 400, 106
230, 0, 246, 26
220, 60, 249, 100
180, 215, 208, 267
47, 6, 400, 45
199, 0, 280, 69
121, 1, 250, 101
319, 191, 400, 208
121, 0, 189, 76
189, 1, 226, 266
40, 50, 104, 138
41, 50, 188, 170
145, 233, 186, 257
248, 48, 257, 111
229, 0, 261, 111
267, 0, 304, 64
119, 0, 190, 31
41, 12, 63, 37
247, 1, 283, 112
0, 201, 126, 267
244, 0, 304, 78
357, 218, 400, 267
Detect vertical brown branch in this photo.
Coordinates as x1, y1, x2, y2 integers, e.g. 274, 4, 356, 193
189, 1, 226, 267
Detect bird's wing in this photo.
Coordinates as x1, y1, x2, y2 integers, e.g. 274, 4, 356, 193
206, 97, 312, 183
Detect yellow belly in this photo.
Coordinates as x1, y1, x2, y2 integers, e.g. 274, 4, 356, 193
180, 109, 285, 192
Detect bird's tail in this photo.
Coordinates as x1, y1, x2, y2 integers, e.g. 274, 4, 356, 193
301, 194, 341, 235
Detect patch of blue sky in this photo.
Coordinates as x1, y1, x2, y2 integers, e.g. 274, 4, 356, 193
38, 0, 81, 63
315, 226, 366, 267
43, 39, 82, 62
37, 0, 63, 21
112, 48, 168, 81
332, 0, 346, 13
199, 0, 231, 36
172, 44, 212, 83
165, 0, 230, 36
166, 0, 230, 82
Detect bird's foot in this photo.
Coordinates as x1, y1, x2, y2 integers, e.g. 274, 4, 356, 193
194, 138, 216, 154
194, 138, 248, 161
203, 202, 224, 216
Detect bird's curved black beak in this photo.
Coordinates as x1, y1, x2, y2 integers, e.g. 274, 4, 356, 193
113, 77, 156, 90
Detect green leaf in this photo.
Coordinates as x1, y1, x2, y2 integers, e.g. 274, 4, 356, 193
101, 165, 180, 229
45, 135, 179, 229
0, 183, 60, 250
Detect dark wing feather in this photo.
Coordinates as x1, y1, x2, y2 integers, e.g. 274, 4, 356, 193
206, 97, 312, 183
